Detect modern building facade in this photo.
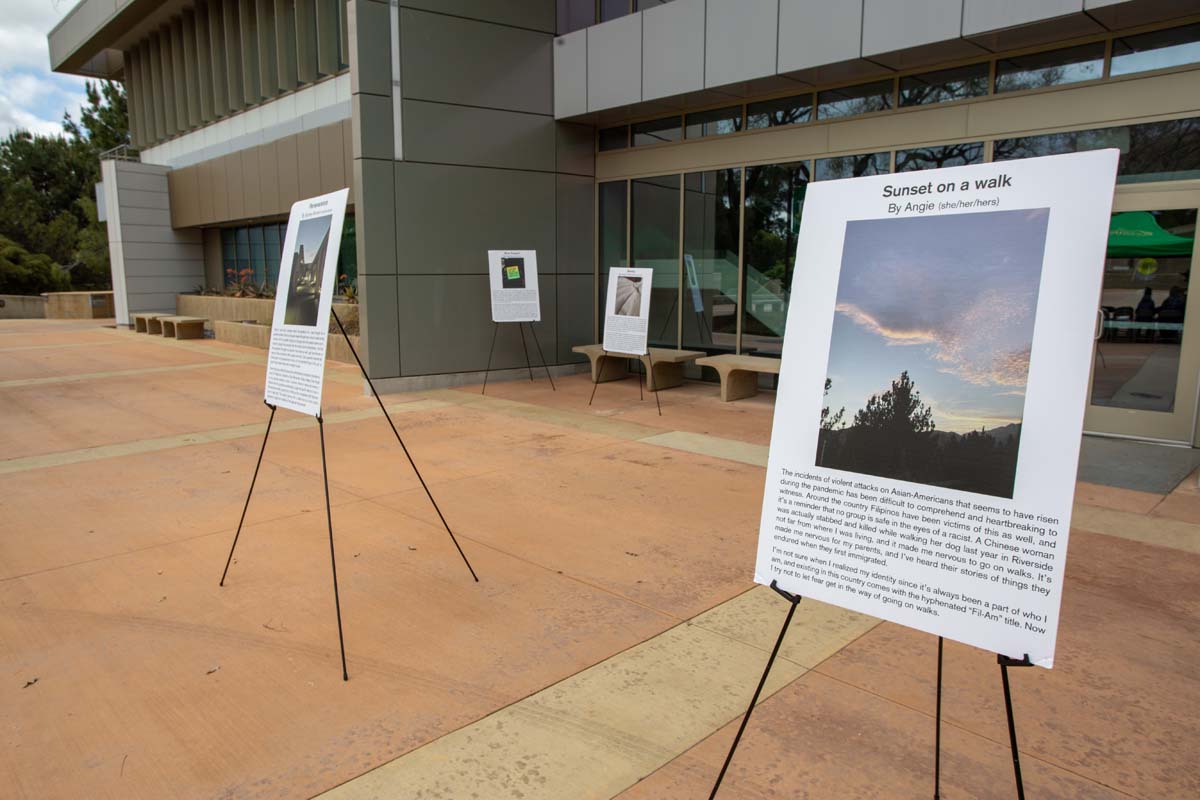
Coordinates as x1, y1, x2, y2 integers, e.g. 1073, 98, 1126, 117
50, 0, 1200, 445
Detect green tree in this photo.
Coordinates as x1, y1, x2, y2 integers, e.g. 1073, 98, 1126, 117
0, 235, 70, 294
820, 378, 845, 431
853, 371, 935, 435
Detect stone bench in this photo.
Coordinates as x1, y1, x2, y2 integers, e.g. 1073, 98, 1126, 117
159, 316, 208, 340
572, 344, 704, 391
132, 313, 170, 333
695, 354, 781, 401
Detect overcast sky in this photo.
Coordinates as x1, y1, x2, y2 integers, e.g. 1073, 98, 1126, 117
0, 0, 90, 137
823, 208, 1051, 433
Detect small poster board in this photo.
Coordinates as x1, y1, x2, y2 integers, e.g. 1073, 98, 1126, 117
603, 267, 653, 355
488, 250, 541, 322
263, 188, 350, 417
754, 150, 1119, 667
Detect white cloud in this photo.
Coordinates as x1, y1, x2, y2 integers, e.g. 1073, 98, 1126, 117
0, 0, 92, 136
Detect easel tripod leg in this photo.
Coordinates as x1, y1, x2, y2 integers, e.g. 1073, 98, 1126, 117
709, 581, 802, 800
588, 351, 604, 406
331, 308, 479, 583
518, 323, 534, 381
220, 402, 277, 586
481, 322, 499, 395
525, 322, 556, 391
934, 636, 944, 800
647, 350, 661, 416
998, 654, 1031, 800
317, 415, 350, 681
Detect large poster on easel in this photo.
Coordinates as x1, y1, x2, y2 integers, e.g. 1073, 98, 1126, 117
603, 267, 653, 355
263, 189, 350, 416
754, 150, 1119, 667
488, 250, 541, 322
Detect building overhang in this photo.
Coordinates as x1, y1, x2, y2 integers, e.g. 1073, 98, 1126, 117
48, 0, 195, 79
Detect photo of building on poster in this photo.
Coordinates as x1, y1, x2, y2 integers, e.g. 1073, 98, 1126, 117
283, 215, 333, 327
816, 208, 1051, 499
614, 275, 645, 317
501, 257, 526, 289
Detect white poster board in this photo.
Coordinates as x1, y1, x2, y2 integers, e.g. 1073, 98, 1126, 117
754, 150, 1119, 667
603, 267, 653, 355
263, 188, 350, 417
487, 250, 541, 322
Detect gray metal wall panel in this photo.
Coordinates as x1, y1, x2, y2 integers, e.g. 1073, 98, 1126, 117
587, 13, 641, 111
195, 3, 215, 122
397, 0, 556, 33
401, 100, 556, 172
296, 0, 319, 84
705, 0, 779, 89
349, 0, 390, 96
169, 19, 189, 132
862, 0, 963, 56
642, 0, 705, 102
556, 173, 593, 275
355, 158, 397, 276
400, 9, 553, 115
358, 273, 401, 376
256, 0, 279, 97
155, 31, 179, 137
777, 0, 863, 74
397, 274, 558, 376
126, 48, 145, 146
556, 272, 593, 363
223, 0, 245, 111
181, 11, 202, 128
315, 0, 340, 75
553, 29, 587, 119
208, 0, 230, 115
239, 0, 263, 103
962, 0, 1083, 35
394, 162, 556, 276
555, 121, 594, 177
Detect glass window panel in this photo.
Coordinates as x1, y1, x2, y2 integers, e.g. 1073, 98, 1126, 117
814, 152, 890, 181
248, 226, 266, 284
599, 0, 629, 23
900, 63, 989, 106
264, 224, 282, 287
817, 80, 893, 120
338, 216, 357, 294
558, 0, 596, 34
682, 168, 740, 358
1111, 23, 1200, 76
684, 106, 743, 139
632, 116, 682, 146
894, 142, 984, 172
598, 125, 629, 151
746, 94, 813, 129
993, 117, 1200, 183
995, 42, 1104, 93
630, 174, 680, 348
221, 229, 237, 285
234, 228, 251, 282
1093, 209, 1196, 412
741, 161, 810, 358
598, 180, 628, 325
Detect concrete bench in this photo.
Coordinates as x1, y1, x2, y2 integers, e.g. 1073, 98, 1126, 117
696, 354, 781, 401
159, 316, 208, 340
132, 313, 171, 334
572, 344, 705, 391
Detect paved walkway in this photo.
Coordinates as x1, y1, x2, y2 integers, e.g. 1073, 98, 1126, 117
1, 320, 1197, 799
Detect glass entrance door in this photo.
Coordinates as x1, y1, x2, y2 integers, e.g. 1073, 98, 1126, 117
1084, 188, 1200, 444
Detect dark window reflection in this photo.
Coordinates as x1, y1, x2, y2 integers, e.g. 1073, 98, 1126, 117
632, 116, 682, 146
1112, 23, 1200, 76
685, 106, 743, 139
682, 169, 740, 357
814, 152, 890, 180
631, 174, 681, 348
742, 161, 810, 357
598, 180, 628, 325
598, 125, 629, 151
746, 94, 813, 129
817, 80, 893, 120
995, 42, 1104, 93
900, 63, 989, 106
557, 0, 597, 34
895, 142, 984, 172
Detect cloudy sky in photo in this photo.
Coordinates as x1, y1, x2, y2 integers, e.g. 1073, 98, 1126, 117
823, 208, 1051, 433
0, 0, 90, 137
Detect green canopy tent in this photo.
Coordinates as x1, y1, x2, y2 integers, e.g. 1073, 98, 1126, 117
1107, 211, 1195, 258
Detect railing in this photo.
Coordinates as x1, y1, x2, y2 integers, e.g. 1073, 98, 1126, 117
99, 143, 140, 162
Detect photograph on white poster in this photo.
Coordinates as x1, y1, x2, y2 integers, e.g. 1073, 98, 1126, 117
754, 150, 1120, 667
817, 209, 1050, 499
264, 188, 350, 417
487, 250, 541, 323
602, 267, 654, 355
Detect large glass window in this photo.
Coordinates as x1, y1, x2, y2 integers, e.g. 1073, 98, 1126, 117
895, 142, 984, 172
682, 169, 740, 355
598, 180, 628, 326
599, 125, 629, 151
685, 106, 743, 139
814, 152, 890, 180
1111, 23, 1200, 76
742, 161, 809, 357
220, 220, 353, 291
995, 42, 1105, 93
632, 116, 682, 146
900, 63, 989, 106
817, 80, 893, 120
631, 174, 681, 348
993, 117, 1200, 184
746, 94, 813, 129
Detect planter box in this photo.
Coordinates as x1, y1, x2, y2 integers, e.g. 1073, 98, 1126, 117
0, 295, 47, 319
45, 291, 114, 319
177, 294, 359, 333
213, 320, 361, 365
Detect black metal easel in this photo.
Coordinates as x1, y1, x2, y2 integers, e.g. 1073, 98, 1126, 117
586, 348, 661, 416
710, 586, 1033, 799
218, 307, 479, 681
480, 321, 556, 395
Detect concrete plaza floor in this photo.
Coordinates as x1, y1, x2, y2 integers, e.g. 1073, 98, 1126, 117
1, 318, 1198, 799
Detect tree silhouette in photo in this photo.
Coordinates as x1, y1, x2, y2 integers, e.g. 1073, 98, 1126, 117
817, 371, 1021, 499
